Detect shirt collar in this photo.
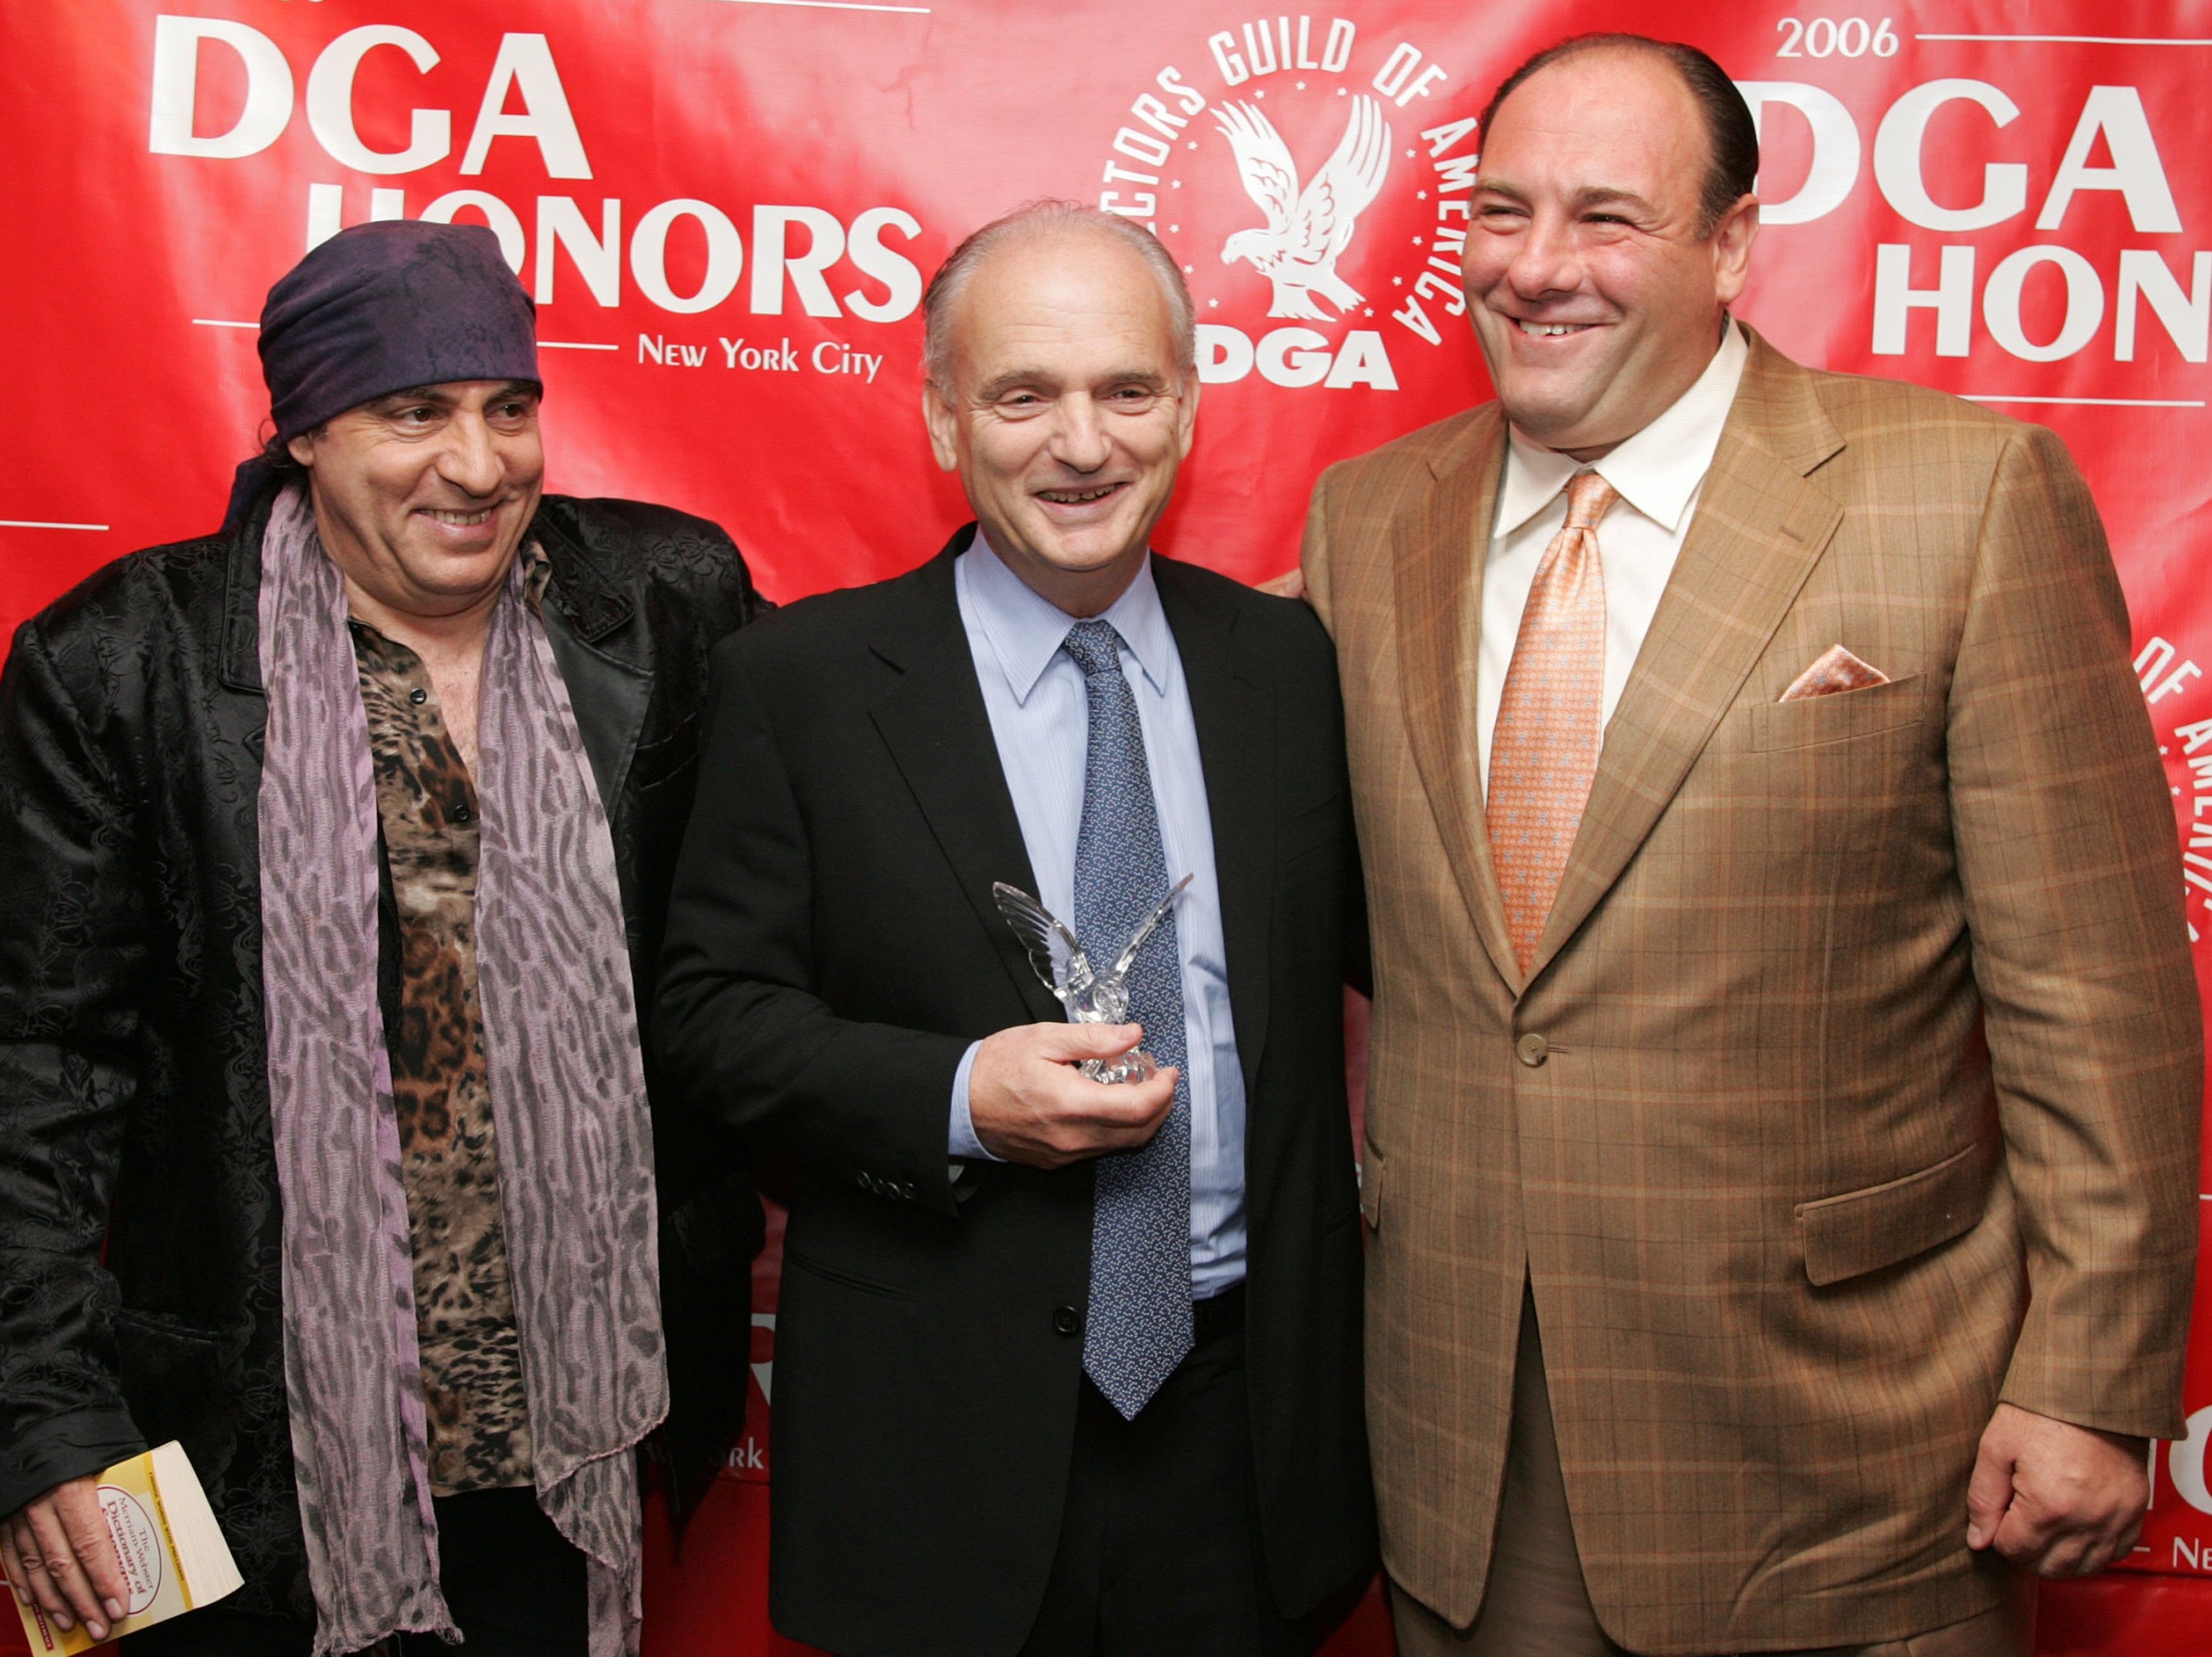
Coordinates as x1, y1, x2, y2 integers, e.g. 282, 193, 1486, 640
962, 528, 1172, 704
1495, 317, 1750, 539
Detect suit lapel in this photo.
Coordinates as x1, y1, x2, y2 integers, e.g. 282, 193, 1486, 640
1527, 334, 1847, 980
867, 537, 1063, 1026
1395, 405, 1524, 992
540, 605, 652, 810
1156, 561, 1273, 1097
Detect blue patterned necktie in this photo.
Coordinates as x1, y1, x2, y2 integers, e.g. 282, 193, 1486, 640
1062, 618, 1193, 1419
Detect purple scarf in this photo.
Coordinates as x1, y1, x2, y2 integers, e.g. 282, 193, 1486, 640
255, 483, 666, 1656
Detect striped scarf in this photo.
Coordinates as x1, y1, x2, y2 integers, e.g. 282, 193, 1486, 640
255, 482, 666, 1656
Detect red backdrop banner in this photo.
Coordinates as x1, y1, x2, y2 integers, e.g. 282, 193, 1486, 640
5, 2, 2212, 1651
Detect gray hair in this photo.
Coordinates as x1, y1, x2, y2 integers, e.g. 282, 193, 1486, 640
922, 201, 1198, 390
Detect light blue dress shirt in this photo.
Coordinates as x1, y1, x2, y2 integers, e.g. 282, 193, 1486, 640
949, 535, 1248, 1297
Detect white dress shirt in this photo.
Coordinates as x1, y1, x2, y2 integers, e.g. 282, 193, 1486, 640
947, 535, 1249, 1298
1478, 318, 1750, 788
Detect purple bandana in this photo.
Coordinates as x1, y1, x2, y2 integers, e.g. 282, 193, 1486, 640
222, 221, 539, 534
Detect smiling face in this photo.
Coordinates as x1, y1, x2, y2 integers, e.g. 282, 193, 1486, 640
1463, 48, 1758, 458
288, 378, 545, 624
923, 228, 1198, 618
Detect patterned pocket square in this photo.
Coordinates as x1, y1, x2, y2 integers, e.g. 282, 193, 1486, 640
1780, 645, 1890, 702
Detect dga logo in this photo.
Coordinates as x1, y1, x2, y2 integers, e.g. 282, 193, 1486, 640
1095, 15, 1482, 392
1215, 95, 1390, 320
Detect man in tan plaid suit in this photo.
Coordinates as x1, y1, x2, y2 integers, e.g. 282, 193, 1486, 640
1298, 34, 2202, 1657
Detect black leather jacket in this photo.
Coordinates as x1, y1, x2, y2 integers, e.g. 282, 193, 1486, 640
0, 486, 766, 1618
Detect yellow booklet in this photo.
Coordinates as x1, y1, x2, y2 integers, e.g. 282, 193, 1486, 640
11, 1442, 242, 1652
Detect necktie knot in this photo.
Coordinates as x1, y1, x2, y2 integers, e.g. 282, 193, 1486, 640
1564, 470, 1618, 532
1063, 619, 1124, 678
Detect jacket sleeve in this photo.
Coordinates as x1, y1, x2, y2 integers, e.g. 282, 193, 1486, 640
1947, 423, 2204, 1442
0, 622, 152, 1517
654, 634, 970, 1218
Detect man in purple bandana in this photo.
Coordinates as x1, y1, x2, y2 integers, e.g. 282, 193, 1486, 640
0, 221, 765, 1655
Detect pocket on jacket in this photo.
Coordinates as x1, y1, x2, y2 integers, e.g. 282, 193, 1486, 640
1750, 673, 1926, 752
1795, 1134, 1996, 1286
783, 1244, 913, 1302
629, 712, 702, 794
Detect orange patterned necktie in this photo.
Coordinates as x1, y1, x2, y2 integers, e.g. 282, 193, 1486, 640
1486, 469, 1617, 975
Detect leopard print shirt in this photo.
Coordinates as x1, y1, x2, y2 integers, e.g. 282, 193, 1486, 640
351, 586, 542, 1497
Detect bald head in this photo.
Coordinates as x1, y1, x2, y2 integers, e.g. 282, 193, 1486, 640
923, 202, 1196, 394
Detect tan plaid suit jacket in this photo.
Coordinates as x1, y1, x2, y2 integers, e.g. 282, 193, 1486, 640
1302, 330, 2202, 1652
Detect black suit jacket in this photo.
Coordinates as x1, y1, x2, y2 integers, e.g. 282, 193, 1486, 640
0, 485, 766, 1618
656, 529, 1375, 1657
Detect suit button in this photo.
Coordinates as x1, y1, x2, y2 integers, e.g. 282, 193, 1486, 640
1053, 1305, 1081, 1336
1516, 1033, 1549, 1068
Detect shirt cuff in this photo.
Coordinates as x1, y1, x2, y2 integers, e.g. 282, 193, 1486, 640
949, 1039, 1004, 1162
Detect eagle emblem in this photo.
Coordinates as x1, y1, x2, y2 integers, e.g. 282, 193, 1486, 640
1214, 94, 1393, 322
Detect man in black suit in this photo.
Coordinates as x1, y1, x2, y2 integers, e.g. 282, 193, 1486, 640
656, 202, 1374, 1655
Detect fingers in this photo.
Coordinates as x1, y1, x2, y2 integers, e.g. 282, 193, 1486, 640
1990, 1499, 2129, 1577
53, 1480, 128, 1627
1023, 1066, 1179, 1168
1964, 1429, 2014, 1552
1970, 1406, 2150, 1577
0, 1513, 29, 1605
1075, 1065, 1177, 1135
2107, 1501, 2147, 1565
1993, 1490, 2143, 1577
1256, 566, 1307, 599
1035, 1021, 1146, 1061
1985, 1485, 2059, 1572
6, 1506, 79, 1632
969, 1059, 1179, 1169
2013, 1506, 2110, 1577
969, 1022, 1185, 1167
22, 1495, 112, 1639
